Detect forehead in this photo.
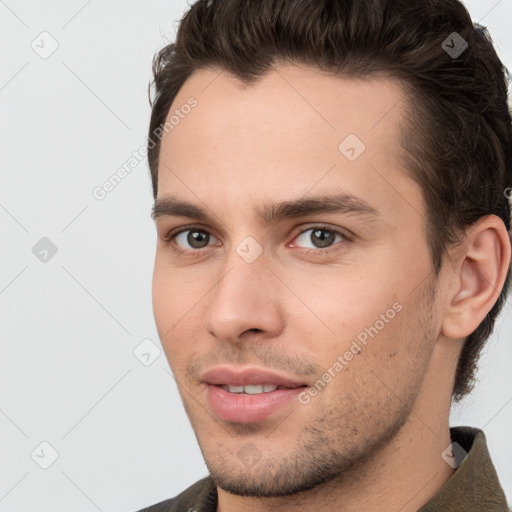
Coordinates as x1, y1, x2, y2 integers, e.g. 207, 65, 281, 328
156, 64, 422, 225
164, 65, 407, 146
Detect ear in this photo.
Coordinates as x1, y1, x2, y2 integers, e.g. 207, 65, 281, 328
441, 215, 511, 339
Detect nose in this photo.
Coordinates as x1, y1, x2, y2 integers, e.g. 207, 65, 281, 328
203, 247, 285, 344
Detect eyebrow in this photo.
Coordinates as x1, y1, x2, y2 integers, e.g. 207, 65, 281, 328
151, 192, 380, 225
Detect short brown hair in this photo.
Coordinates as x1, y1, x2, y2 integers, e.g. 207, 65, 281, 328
147, 0, 512, 402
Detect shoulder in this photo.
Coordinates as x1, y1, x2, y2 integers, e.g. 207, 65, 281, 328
134, 476, 217, 512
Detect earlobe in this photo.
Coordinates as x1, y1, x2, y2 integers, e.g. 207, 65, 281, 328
441, 215, 511, 340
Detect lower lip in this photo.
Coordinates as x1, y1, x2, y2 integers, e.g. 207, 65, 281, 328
206, 384, 306, 423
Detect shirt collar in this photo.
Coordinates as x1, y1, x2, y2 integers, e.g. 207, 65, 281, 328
419, 426, 509, 511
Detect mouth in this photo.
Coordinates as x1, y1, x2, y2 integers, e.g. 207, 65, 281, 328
205, 384, 308, 423
200, 366, 309, 389
200, 366, 310, 423
218, 384, 306, 394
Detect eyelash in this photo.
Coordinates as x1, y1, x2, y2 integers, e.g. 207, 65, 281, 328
163, 224, 352, 258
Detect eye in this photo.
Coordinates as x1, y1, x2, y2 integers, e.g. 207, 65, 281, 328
163, 224, 351, 258
165, 226, 219, 254
290, 225, 350, 254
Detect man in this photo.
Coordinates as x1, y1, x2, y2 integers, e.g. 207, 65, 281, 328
137, 0, 512, 510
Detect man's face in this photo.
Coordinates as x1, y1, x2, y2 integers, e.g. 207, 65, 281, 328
152, 64, 443, 496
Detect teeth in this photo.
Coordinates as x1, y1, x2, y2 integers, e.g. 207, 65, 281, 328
221, 384, 280, 394
244, 384, 265, 394
223, 385, 244, 393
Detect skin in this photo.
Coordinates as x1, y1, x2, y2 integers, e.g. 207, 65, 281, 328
151, 64, 511, 512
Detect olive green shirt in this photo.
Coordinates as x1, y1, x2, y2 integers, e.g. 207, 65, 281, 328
137, 426, 510, 511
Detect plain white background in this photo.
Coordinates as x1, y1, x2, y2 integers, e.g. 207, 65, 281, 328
0, 0, 511, 510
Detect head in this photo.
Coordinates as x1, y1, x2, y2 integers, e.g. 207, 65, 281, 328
148, 0, 512, 499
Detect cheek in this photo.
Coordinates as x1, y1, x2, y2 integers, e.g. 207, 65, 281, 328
318, 304, 430, 422
289, 271, 417, 382
152, 258, 188, 350
151, 258, 170, 330
152, 257, 206, 366
152, 255, 194, 325
283, 267, 398, 351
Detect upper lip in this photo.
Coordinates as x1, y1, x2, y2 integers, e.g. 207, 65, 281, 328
200, 367, 308, 388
